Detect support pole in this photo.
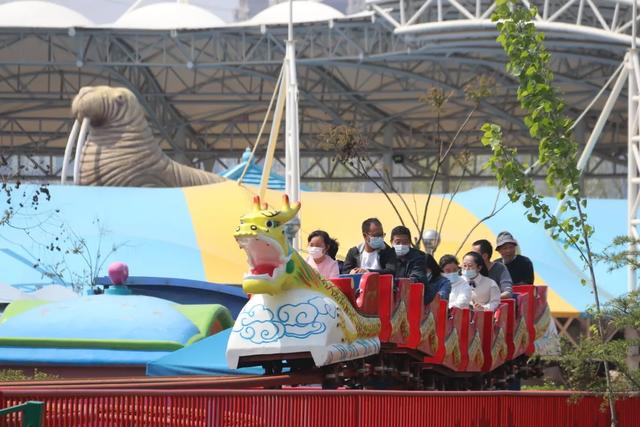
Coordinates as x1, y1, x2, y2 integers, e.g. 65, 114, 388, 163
629, 52, 639, 293
629, 0, 638, 292
285, 0, 301, 250
554, 57, 628, 216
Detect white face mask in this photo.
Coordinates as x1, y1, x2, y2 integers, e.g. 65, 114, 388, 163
308, 246, 324, 259
393, 244, 410, 256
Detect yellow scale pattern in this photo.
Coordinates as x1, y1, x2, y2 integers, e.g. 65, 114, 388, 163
444, 329, 461, 366
491, 328, 507, 362
468, 331, 484, 368
535, 306, 551, 340
419, 312, 438, 351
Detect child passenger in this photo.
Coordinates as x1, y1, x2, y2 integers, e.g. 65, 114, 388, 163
306, 230, 340, 279
439, 254, 472, 309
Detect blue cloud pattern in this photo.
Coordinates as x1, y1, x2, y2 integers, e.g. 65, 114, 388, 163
233, 296, 338, 344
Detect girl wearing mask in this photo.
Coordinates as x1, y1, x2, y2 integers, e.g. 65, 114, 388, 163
461, 251, 500, 311
423, 253, 451, 304
306, 230, 340, 279
439, 254, 472, 309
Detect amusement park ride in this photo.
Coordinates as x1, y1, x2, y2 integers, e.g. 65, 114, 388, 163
225, 194, 550, 390
43, 0, 553, 388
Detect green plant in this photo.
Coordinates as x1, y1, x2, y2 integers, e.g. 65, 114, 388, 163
322, 76, 497, 251
521, 378, 565, 391
483, 0, 617, 423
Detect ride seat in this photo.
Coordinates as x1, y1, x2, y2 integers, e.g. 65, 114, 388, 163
356, 272, 380, 315
329, 277, 357, 307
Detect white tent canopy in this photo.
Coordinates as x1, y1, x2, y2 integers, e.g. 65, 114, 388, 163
245, 1, 344, 26
0, 1, 94, 28
112, 2, 226, 30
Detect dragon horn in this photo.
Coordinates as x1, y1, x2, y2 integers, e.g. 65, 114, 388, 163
278, 194, 301, 222
252, 195, 261, 212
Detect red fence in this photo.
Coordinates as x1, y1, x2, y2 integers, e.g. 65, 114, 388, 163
1, 389, 639, 427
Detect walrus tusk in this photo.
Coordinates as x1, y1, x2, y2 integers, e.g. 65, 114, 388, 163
73, 118, 91, 185
70, 86, 225, 187
61, 119, 80, 185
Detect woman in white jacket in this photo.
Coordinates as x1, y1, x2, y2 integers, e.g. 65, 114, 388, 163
439, 254, 472, 309
461, 251, 501, 311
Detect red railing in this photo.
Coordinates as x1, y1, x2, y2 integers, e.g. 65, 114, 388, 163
2, 389, 640, 427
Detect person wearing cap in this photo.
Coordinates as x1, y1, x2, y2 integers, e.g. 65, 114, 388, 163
495, 231, 535, 285
471, 239, 513, 298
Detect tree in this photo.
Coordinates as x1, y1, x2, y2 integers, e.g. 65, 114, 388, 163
35, 218, 128, 293
559, 291, 640, 394
482, 0, 617, 423
322, 76, 501, 251
1, 154, 52, 229
1, 157, 124, 293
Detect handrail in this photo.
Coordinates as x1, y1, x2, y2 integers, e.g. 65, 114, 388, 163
0, 401, 44, 427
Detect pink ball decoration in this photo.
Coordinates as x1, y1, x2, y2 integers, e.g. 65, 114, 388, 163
108, 262, 129, 285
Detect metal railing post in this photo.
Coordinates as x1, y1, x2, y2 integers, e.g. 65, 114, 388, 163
20, 401, 44, 427
0, 401, 44, 427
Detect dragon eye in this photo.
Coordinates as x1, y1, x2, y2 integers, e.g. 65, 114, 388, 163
265, 220, 274, 228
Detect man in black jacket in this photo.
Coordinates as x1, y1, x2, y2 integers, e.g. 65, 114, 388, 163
389, 225, 428, 286
494, 231, 535, 285
341, 218, 397, 275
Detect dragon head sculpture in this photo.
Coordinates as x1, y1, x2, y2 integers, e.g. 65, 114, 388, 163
234, 194, 301, 295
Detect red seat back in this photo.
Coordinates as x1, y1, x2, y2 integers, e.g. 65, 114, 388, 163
329, 277, 356, 307
356, 272, 380, 315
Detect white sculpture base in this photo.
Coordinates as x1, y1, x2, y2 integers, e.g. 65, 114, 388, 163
226, 288, 380, 368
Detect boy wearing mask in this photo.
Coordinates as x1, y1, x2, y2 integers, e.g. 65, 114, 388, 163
389, 225, 429, 286
342, 218, 397, 275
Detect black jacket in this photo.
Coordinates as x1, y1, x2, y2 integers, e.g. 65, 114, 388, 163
341, 243, 397, 275
395, 247, 428, 285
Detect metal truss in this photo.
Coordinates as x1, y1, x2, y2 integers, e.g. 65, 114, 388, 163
0, 1, 634, 195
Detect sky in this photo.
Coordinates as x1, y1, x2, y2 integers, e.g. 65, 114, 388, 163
22, 0, 360, 24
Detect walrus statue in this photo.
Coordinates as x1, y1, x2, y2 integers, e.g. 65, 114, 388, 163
71, 86, 225, 187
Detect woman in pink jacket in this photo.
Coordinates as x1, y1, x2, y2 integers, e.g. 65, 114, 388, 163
305, 230, 340, 279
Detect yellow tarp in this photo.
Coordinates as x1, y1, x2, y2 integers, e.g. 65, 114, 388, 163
183, 182, 580, 317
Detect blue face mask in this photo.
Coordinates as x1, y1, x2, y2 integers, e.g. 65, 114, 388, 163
444, 272, 459, 282
368, 236, 385, 250
462, 269, 478, 279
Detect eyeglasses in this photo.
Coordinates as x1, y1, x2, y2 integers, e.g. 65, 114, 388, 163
367, 233, 386, 238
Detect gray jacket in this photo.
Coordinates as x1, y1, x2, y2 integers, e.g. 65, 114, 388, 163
489, 261, 513, 296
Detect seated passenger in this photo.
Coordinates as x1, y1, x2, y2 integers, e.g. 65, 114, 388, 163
462, 251, 500, 311
390, 225, 428, 286
306, 230, 340, 279
472, 239, 513, 298
424, 253, 451, 305
494, 231, 535, 285
342, 218, 397, 275
439, 254, 472, 309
